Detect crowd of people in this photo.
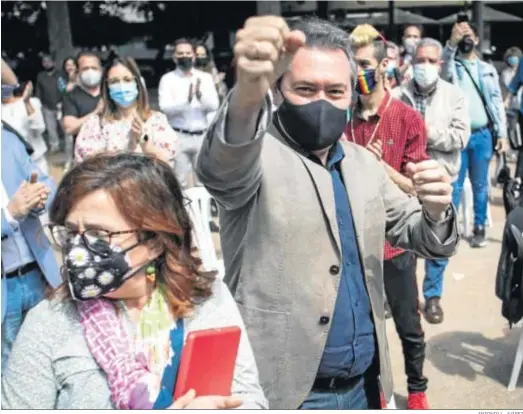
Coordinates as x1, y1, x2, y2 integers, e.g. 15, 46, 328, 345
1, 13, 522, 410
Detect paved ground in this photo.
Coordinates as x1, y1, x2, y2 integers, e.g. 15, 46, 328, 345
389, 184, 523, 409
47, 157, 523, 409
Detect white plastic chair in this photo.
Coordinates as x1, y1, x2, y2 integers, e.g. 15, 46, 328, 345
508, 323, 523, 391
461, 175, 493, 238
184, 187, 225, 278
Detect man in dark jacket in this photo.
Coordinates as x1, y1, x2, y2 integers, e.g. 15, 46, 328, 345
35, 54, 63, 153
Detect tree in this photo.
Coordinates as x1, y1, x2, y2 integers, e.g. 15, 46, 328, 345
45, 1, 75, 64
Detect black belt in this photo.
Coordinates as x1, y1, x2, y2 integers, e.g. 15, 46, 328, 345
312, 375, 362, 391
5, 262, 39, 279
173, 127, 205, 136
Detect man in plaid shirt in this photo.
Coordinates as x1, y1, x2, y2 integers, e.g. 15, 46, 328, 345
347, 24, 431, 410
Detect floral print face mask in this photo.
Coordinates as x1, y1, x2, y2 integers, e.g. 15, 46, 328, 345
63, 234, 144, 301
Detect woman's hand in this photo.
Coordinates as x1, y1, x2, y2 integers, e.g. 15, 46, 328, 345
170, 390, 243, 410
22, 81, 33, 102
140, 135, 171, 164
131, 113, 145, 145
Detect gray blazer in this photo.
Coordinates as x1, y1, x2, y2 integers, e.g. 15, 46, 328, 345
196, 96, 459, 409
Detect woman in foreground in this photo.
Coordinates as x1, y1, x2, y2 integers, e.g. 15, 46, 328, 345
1, 153, 267, 410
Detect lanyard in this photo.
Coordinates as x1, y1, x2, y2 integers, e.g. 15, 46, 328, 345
152, 318, 184, 409
348, 94, 392, 147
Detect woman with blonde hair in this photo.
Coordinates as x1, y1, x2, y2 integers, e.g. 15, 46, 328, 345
75, 57, 178, 165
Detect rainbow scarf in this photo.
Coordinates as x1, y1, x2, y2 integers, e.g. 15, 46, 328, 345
356, 69, 377, 95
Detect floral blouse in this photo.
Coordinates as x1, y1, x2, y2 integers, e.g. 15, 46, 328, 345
75, 111, 179, 163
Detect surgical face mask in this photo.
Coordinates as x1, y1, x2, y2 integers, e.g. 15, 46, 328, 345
1, 84, 17, 99
355, 68, 378, 95
403, 38, 418, 55
195, 57, 209, 68
276, 98, 347, 152
176, 57, 193, 71
109, 81, 139, 108
508, 55, 520, 68
63, 234, 146, 301
458, 37, 475, 54
386, 62, 397, 78
80, 69, 102, 88
413, 63, 440, 89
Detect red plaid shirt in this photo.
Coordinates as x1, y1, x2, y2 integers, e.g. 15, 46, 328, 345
345, 91, 428, 260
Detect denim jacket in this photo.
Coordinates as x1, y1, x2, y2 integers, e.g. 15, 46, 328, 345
442, 42, 507, 140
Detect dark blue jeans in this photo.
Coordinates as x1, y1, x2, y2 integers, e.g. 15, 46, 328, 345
424, 127, 493, 299
299, 372, 381, 409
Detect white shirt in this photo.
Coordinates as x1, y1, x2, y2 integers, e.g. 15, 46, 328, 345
1, 97, 48, 161
158, 68, 220, 132
1, 183, 36, 273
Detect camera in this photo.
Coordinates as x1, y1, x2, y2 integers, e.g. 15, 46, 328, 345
457, 11, 469, 23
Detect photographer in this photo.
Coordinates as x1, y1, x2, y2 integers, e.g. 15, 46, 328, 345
441, 19, 508, 248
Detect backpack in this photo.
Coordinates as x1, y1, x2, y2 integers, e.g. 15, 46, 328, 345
496, 206, 523, 327
503, 177, 522, 216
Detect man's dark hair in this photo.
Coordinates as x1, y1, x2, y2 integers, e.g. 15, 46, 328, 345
288, 16, 356, 86
75, 51, 101, 66
402, 24, 424, 37
173, 38, 196, 52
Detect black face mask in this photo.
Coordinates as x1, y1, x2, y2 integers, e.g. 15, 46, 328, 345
458, 37, 475, 54
63, 234, 147, 301
195, 57, 209, 68
276, 98, 347, 152
176, 57, 193, 71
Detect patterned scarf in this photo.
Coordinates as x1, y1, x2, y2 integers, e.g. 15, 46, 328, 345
78, 285, 173, 409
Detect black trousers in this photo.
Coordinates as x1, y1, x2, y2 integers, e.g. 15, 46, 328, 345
383, 251, 428, 393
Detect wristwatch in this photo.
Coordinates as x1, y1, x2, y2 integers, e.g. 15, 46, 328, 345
423, 204, 454, 226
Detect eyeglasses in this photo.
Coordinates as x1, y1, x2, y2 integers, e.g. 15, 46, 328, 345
47, 224, 139, 255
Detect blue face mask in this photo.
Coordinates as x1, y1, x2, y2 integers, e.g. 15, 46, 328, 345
109, 81, 139, 108
508, 55, 520, 68
386, 62, 396, 78
1, 84, 18, 99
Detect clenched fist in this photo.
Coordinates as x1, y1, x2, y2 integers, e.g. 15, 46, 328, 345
233, 16, 306, 107
406, 160, 452, 221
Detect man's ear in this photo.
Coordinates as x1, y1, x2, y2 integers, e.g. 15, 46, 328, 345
380, 57, 390, 71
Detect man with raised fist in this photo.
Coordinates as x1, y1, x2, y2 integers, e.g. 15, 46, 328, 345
197, 15, 459, 410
